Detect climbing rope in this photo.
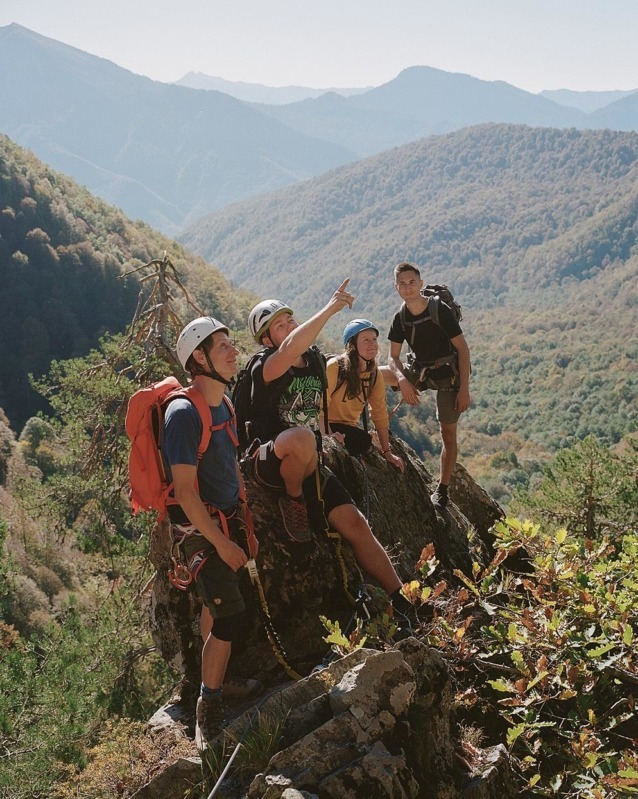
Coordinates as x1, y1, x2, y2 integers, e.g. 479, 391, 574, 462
246, 559, 303, 681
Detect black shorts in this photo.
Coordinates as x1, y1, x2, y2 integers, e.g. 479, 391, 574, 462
329, 422, 373, 457
178, 524, 246, 620
253, 439, 354, 528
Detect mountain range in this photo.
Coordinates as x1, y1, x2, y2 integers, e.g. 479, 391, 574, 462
179, 124, 638, 490
175, 72, 371, 103
0, 24, 354, 234
2, 23, 638, 237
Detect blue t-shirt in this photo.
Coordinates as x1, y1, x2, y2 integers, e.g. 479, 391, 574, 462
162, 397, 239, 523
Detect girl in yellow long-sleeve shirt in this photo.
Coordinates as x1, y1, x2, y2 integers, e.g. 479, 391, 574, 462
326, 319, 404, 472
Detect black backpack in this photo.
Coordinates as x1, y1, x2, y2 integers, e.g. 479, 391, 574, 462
232, 345, 329, 451
398, 283, 462, 349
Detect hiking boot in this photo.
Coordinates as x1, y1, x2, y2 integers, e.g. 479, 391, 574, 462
278, 494, 312, 543
195, 693, 226, 750
430, 486, 449, 510
223, 676, 264, 703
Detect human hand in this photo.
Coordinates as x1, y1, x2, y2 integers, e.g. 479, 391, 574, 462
327, 278, 354, 315
455, 386, 471, 413
331, 431, 346, 445
216, 537, 248, 572
398, 376, 420, 405
384, 451, 405, 472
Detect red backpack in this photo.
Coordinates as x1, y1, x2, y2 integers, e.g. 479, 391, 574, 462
125, 376, 237, 521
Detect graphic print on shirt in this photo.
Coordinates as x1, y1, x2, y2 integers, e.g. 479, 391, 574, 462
278, 374, 323, 429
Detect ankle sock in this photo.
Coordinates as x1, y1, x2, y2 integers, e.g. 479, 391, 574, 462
201, 683, 222, 699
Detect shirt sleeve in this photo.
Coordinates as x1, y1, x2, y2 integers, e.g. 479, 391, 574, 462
388, 311, 405, 344
163, 399, 202, 467
368, 370, 389, 430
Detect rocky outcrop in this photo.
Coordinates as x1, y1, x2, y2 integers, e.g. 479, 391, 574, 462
147, 436, 485, 707
150, 440, 497, 706
135, 639, 516, 799
138, 437, 511, 796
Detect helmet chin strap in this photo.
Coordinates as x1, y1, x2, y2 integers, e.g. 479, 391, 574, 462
356, 347, 375, 372
202, 349, 233, 386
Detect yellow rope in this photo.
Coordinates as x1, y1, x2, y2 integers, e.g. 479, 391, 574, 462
246, 560, 303, 681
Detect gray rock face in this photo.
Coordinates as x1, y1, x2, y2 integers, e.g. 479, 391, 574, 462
134, 641, 516, 799
138, 439, 516, 798
146, 437, 483, 707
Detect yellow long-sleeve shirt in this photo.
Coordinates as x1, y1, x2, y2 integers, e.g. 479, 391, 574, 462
326, 357, 389, 431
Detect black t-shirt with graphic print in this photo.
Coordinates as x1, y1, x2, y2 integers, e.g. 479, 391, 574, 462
249, 348, 324, 443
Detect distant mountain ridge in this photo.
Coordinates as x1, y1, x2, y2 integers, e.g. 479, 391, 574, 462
175, 72, 371, 103
181, 123, 638, 316
539, 88, 638, 113
252, 66, 589, 156
2, 24, 638, 238
0, 24, 355, 234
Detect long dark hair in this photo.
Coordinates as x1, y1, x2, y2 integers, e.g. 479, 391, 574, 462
336, 339, 378, 400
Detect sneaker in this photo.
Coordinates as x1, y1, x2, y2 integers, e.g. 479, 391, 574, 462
223, 676, 264, 703
278, 494, 312, 543
195, 693, 226, 750
430, 487, 449, 510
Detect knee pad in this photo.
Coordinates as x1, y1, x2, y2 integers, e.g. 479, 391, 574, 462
212, 611, 246, 643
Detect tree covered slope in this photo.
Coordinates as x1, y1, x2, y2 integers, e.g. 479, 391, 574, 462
0, 134, 255, 430
180, 125, 638, 481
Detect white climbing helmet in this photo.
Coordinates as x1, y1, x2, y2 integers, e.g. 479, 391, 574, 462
248, 300, 293, 343
175, 316, 229, 370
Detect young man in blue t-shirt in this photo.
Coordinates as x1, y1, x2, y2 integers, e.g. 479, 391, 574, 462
164, 316, 259, 749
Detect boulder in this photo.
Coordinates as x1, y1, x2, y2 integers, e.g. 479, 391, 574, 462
146, 436, 483, 708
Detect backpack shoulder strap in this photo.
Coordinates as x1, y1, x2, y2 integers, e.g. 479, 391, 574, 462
307, 346, 330, 436
219, 394, 239, 448
398, 302, 409, 336
169, 385, 213, 459
332, 358, 347, 396
427, 295, 440, 328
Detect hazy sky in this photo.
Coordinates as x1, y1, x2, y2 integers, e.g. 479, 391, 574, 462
1, 0, 637, 92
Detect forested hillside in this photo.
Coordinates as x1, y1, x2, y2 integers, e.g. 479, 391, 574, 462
181, 124, 638, 491
0, 134, 256, 431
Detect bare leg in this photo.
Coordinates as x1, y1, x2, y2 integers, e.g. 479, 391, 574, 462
439, 422, 458, 484
201, 633, 231, 690
274, 427, 317, 496
200, 603, 213, 641
328, 503, 402, 595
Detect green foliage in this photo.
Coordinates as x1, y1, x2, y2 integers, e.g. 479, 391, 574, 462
0, 577, 177, 798
0, 134, 257, 432
513, 435, 638, 539
51, 719, 196, 799
200, 708, 288, 797
320, 615, 367, 655
419, 515, 638, 797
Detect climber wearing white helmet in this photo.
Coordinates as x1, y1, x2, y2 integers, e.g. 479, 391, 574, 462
166, 316, 262, 750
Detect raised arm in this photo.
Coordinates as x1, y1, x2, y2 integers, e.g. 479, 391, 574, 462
263, 279, 354, 383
